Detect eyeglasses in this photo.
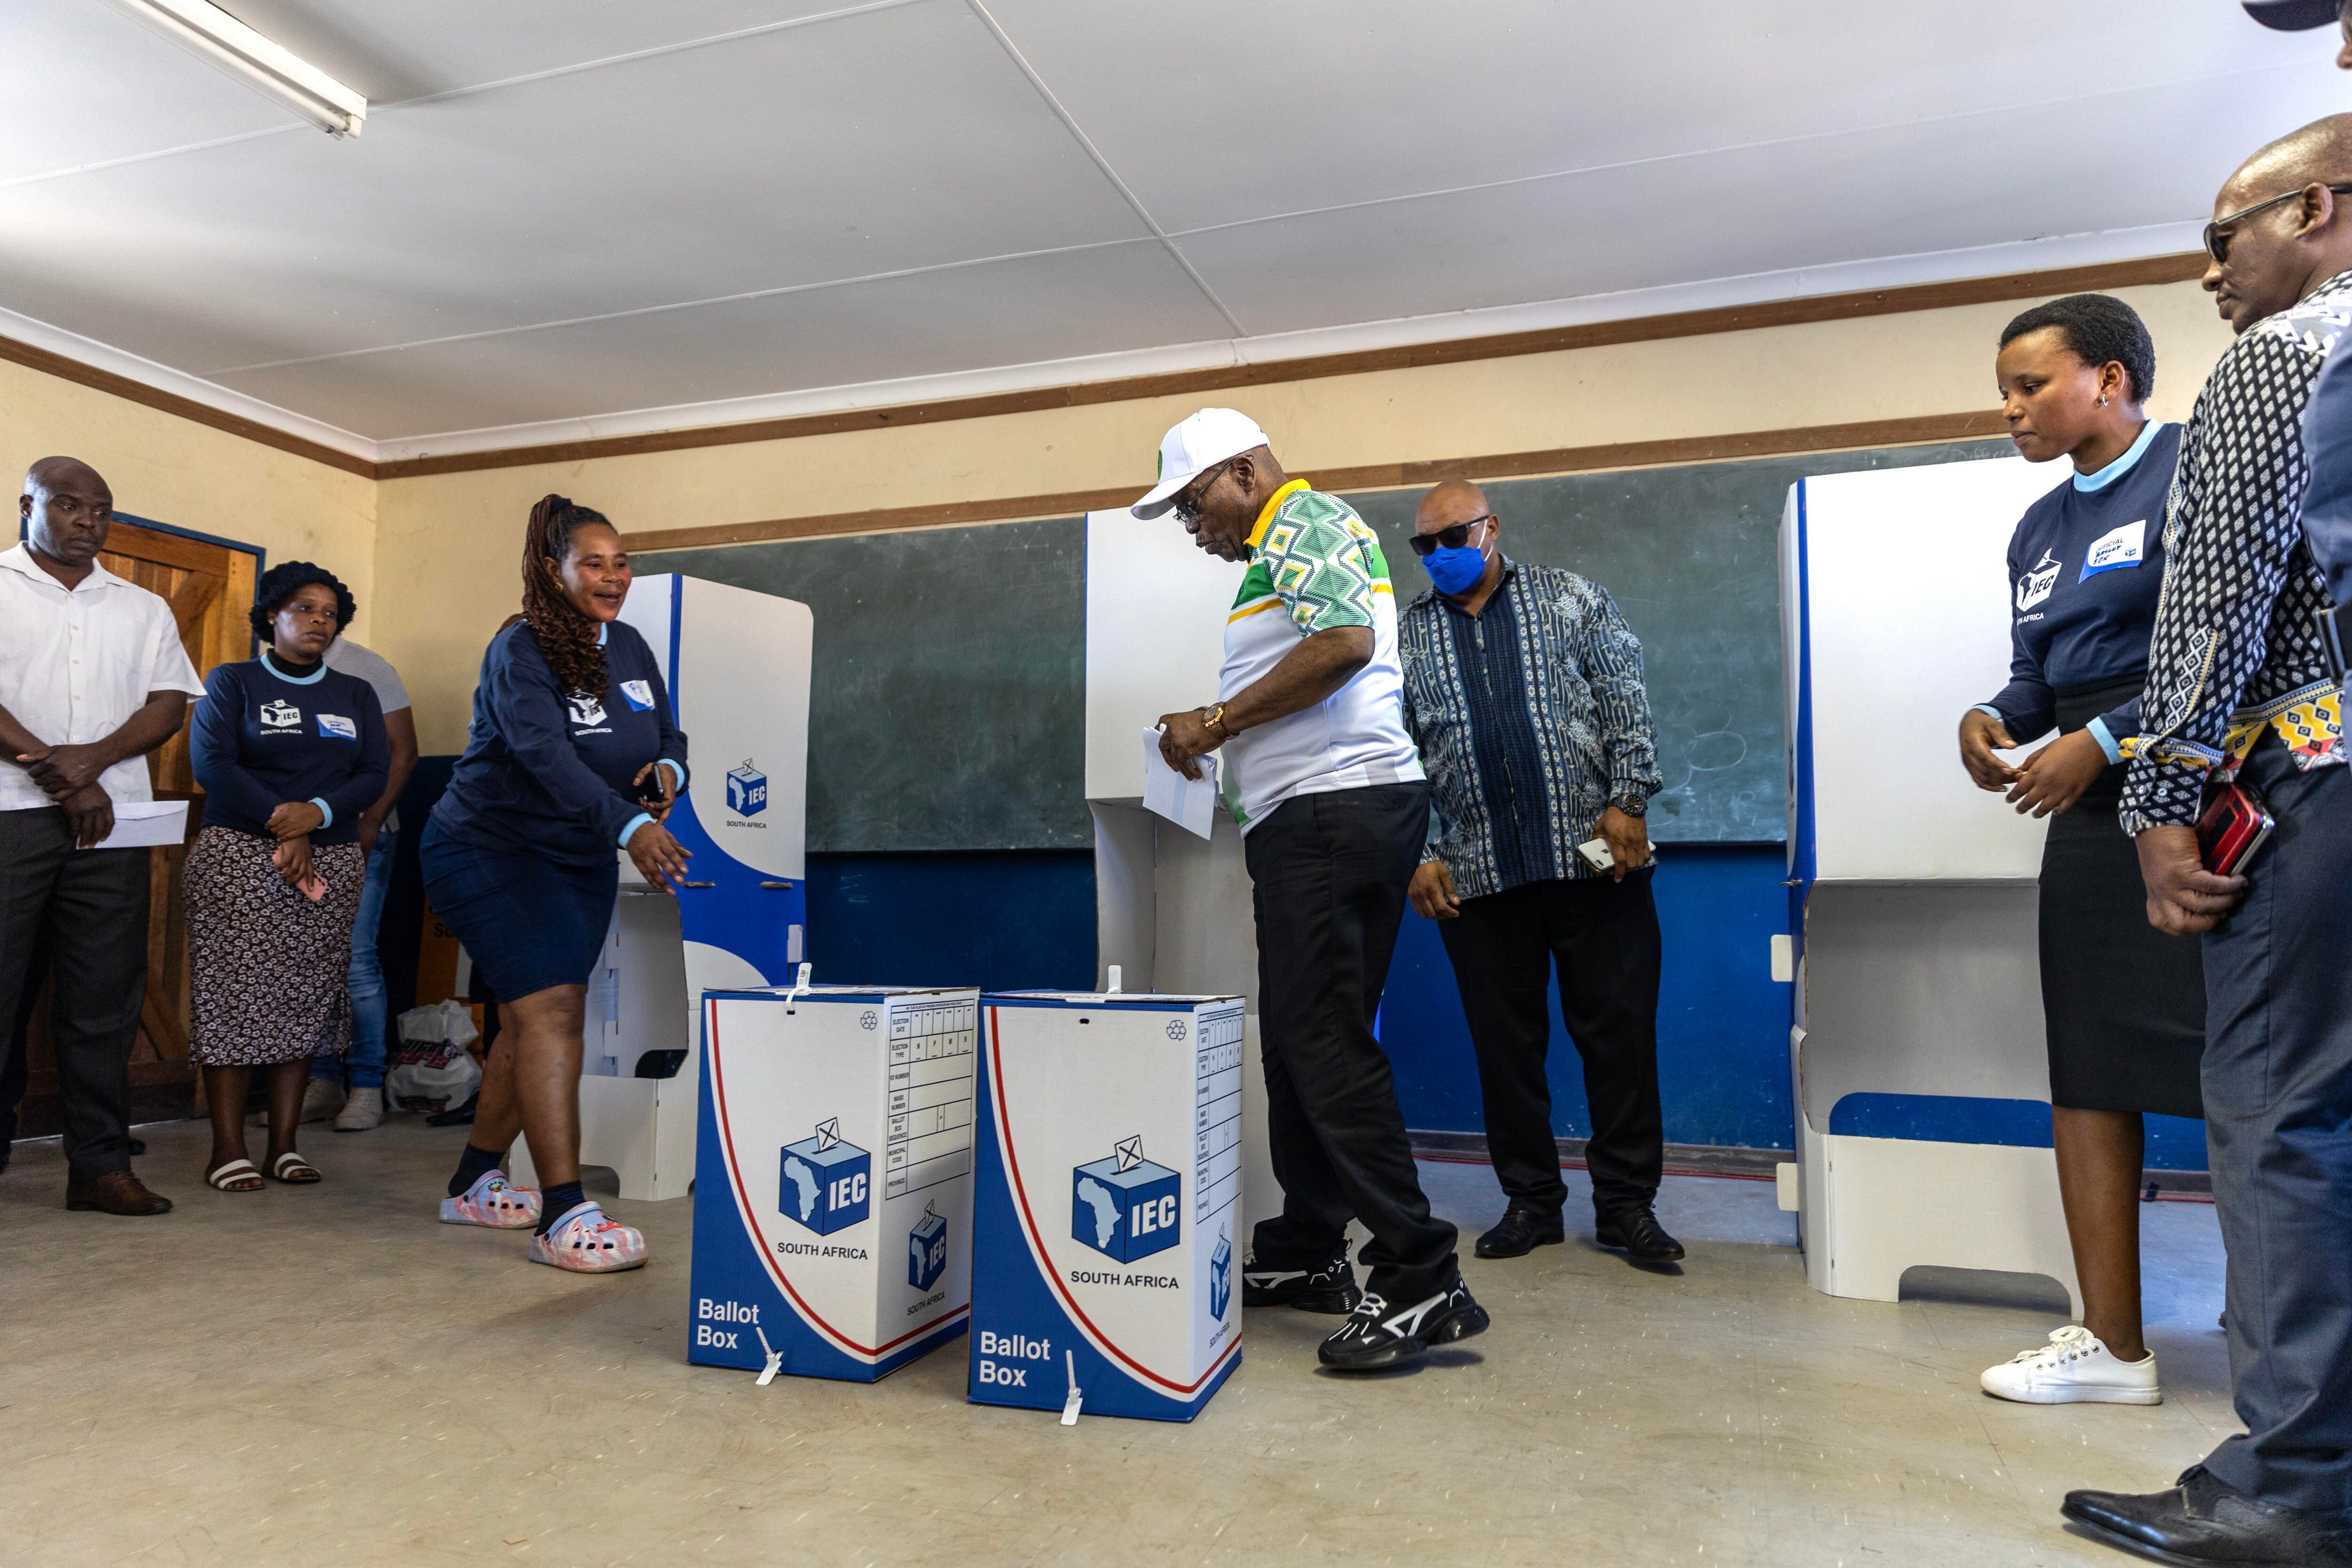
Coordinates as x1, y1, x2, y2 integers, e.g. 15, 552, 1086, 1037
2204, 183, 2352, 263
1407, 515, 1494, 556
1171, 459, 1238, 525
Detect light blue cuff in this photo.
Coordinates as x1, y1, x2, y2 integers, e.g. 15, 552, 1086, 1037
619, 811, 653, 849
1969, 704, 2007, 723
2085, 717, 2124, 765
309, 797, 334, 829
658, 758, 686, 792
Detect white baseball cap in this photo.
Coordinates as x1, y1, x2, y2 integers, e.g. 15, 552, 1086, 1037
1130, 407, 1270, 519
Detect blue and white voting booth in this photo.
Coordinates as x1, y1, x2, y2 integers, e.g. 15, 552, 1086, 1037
1782, 458, 2084, 1312
690, 985, 978, 1381
969, 990, 1246, 1422
511, 573, 813, 1202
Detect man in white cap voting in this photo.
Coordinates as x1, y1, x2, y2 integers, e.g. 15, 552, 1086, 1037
1134, 407, 1491, 1373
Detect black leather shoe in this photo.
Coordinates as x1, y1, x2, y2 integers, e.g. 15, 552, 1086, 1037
1595, 1204, 1685, 1263
1475, 1205, 1566, 1258
2063, 1467, 2352, 1566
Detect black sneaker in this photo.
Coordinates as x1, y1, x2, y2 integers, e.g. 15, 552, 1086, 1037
1316, 1274, 1490, 1372
1243, 1243, 1362, 1313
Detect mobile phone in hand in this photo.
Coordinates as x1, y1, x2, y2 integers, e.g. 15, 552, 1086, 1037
2197, 782, 2274, 876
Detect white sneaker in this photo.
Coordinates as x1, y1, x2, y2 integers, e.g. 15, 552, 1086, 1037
251, 1077, 345, 1126
332, 1086, 383, 1132
1980, 1325, 2161, 1405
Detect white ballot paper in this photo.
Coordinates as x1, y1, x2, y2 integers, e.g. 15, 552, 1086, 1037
1142, 727, 1220, 840
85, 800, 188, 850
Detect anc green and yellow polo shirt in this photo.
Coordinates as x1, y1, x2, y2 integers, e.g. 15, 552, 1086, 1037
1218, 480, 1422, 831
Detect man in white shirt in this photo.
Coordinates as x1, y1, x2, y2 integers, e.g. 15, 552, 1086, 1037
307, 634, 418, 1131
0, 457, 203, 1216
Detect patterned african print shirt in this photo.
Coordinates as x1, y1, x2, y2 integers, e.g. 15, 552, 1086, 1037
2120, 269, 2352, 834
1398, 558, 1661, 896
1216, 481, 1422, 832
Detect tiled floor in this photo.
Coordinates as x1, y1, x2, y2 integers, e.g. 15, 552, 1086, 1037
3, 1118, 2229, 1567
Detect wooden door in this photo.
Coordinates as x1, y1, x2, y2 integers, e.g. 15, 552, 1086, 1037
16, 520, 256, 1134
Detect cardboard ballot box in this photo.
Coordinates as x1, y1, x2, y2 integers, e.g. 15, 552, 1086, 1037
970, 991, 1245, 1422
691, 985, 979, 1382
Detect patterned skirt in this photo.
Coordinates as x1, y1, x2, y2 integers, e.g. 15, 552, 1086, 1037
186, 825, 366, 1068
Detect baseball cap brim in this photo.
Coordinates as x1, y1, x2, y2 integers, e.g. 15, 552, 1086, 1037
1129, 471, 1195, 520
2243, 0, 2340, 30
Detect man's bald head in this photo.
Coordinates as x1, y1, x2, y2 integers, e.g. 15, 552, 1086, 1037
2224, 113, 2352, 207
1415, 477, 1490, 533
2206, 113, 2352, 333
19, 455, 115, 578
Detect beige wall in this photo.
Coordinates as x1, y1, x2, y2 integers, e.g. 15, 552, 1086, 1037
1, 358, 379, 639
8, 277, 2239, 755
374, 278, 2234, 751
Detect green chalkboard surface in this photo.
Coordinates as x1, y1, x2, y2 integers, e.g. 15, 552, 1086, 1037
1341, 438, 2013, 842
642, 437, 2015, 852
641, 518, 1089, 853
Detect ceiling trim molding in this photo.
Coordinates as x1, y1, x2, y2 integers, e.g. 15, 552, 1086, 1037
620, 407, 2011, 553
0, 320, 376, 479
390, 250, 2199, 482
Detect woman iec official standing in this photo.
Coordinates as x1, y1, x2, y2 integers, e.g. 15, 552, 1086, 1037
421, 495, 691, 1273
1957, 294, 2203, 1405
188, 563, 389, 1192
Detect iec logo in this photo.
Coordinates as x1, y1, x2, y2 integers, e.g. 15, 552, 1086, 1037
779, 1117, 869, 1235
909, 1201, 949, 1290
727, 758, 769, 817
1210, 1227, 1232, 1319
259, 699, 300, 729
1071, 1135, 1180, 1263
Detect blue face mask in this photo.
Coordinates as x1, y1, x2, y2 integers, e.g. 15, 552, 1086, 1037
1423, 542, 1489, 596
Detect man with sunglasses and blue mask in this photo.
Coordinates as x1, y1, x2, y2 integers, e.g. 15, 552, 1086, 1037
1395, 478, 1674, 1269
2057, 92, 2352, 1568
1135, 407, 1491, 1375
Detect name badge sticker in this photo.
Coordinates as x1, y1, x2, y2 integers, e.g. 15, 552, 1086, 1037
620, 679, 655, 712
2081, 520, 2148, 582
316, 713, 357, 740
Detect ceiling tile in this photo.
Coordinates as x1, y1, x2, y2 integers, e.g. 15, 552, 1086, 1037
208, 239, 1230, 438
0, 0, 1145, 373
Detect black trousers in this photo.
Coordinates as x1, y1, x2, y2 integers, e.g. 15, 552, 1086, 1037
0, 808, 151, 1180
2198, 740, 2352, 1514
1438, 868, 1664, 1218
1244, 782, 1459, 1303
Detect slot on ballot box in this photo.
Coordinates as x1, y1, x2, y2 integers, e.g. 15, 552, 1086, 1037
692, 985, 979, 1382
970, 991, 1245, 1422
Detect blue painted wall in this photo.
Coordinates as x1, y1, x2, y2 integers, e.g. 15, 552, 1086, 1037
803, 850, 1097, 994
1382, 844, 1796, 1150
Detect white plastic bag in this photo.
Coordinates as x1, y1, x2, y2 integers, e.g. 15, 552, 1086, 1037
385, 999, 483, 1114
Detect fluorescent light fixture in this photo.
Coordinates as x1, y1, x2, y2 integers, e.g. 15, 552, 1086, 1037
94, 0, 366, 137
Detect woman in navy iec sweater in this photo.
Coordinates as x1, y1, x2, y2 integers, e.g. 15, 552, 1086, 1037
421, 495, 691, 1273
1956, 294, 2204, 1408
188, 563, 389, 1193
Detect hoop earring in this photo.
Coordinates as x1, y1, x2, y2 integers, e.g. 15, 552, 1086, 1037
2098, 397, 2109, 407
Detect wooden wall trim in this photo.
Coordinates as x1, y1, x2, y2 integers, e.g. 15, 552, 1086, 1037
399, 253, 2195, 482
623, 408, 2010, 553
0, 333, 376, 480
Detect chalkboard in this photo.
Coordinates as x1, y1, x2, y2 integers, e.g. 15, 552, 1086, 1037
1342, 438, 2013, 842
640, 518, 1089, 853
642, 436, 2016, 852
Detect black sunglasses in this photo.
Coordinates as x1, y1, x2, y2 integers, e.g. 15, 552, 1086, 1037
2205, 183, 2352, 263
1171, 458, 1239, 525
1407, 515, 1494, 556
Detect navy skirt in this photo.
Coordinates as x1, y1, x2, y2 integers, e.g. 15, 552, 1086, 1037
420, 818, 618, 1002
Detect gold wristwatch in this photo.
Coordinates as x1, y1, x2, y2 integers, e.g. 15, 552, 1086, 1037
1204, 701, 1230, 739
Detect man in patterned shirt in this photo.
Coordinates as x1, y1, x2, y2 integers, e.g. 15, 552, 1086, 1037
1396, 478, 1677, 1268
2065, 117, 2352, 1568
1135, 407, 1490, 1374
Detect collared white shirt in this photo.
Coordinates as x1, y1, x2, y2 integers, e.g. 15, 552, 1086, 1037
0, 542, 205, 812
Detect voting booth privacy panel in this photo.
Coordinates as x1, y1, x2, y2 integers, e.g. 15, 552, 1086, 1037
969, 991, 1246, 1422
690, 986, 978, 1381
1782, 457, 2084, 1311
511, 573, 814, 1202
